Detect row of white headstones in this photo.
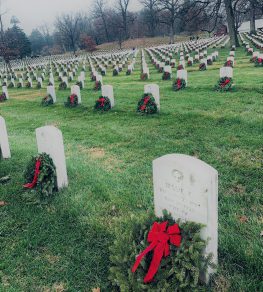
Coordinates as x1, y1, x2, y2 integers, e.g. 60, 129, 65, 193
0, 116, 218, 282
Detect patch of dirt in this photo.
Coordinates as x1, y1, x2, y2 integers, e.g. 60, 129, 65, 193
87, 147, 105, 158
213, 275, 231, 292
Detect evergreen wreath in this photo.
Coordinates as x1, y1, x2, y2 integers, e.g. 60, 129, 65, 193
255, 57, 263, 67
224, 60, 233, 67
173, 78, 186, 91
8, 82, 14, 88
140, 73, 148, 81
137, 93, 157, 114
94, 80, 102, 91
177, 64, 184, 70
109, 211, 214, 291
113, 68, 119, 76
199, 63, 207, 71
94, 96, 111, 111
162, 72, 171, 80
36, 81, 42, 89
26, 81, 32, 88
247, 49, 253, 56
76, 81, 83, 89
59, 81, 67, 90
187, 60, 193, 66
24, 152, 57, 198
64, 94, 78, 107
214, 77, 233, 92
0, 92, 7, 102
41, 94, 54, 106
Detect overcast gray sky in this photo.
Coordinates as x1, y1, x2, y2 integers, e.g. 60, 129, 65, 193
2, 0, 142, 35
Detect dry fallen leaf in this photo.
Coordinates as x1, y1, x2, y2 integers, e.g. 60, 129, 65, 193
0, 201, 7, 206
238, 215, 248, 223
92, 288, 100, 292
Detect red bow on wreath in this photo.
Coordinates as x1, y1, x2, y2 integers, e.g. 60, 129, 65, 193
23, 159, 41, 189
258, 58, 262, 63
140, 96, 150, 111
221, 79, 230, 87
132, 221, 181, 283
177, 79, 181, 89
98, 97, 105, 107
70, 94, 76, 104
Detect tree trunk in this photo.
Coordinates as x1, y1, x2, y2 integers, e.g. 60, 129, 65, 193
102, 15, 110, 42
224, 0, 240, 47
170, 22, 175, 43
250, 1, 256, 34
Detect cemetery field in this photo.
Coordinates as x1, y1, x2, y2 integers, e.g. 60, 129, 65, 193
0, 47, 262, 291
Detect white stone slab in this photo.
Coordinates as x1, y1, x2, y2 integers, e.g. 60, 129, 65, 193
153, 154, 218, 282
220, 67, 233, 78
177, 69, 188, 84
71, 85, 81, 103
102, 85, 114, 107
144, 84, 160, 111
36, 126, 68, 189
2, 86, 9, 99
164, 65, 172, 74
47, 86, 57, 103
0, 116, 11, 159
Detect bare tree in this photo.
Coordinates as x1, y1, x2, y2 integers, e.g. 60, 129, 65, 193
140, 0, 160, 37
224, 0, 240, 46
55, 13, 83, 54
93, 0, 110, 42
116, 0, 131, 39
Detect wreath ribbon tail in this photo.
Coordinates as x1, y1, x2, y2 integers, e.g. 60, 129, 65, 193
23, 159, 41, 189
131, 241, 157, 273
143, 243, 165, 283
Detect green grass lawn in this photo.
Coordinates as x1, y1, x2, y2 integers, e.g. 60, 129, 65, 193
0, 46, 262, 291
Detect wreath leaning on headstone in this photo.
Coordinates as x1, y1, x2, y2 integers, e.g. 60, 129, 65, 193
137, 93, 157, 115
214, 77, 233, 92
24, 152, 57, 197
173, 78, 186, 91
64, 94, 78, 107
94, 96, 111, 111
41, 94, 54, 106
109, 211, 214, 292
0, 92, 7, 102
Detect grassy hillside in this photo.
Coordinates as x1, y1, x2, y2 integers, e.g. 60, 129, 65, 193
0, 46, 262, 291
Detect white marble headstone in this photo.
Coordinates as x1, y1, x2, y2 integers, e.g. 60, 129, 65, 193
36, 126, 68, 189
102, 85, 114, 107
47, 86, 57, 103
0, 116, 11, 159
164, 66, 172, 74
144, 84, 160, 111
71, 85, 81, 104
2, 86, 9, 99
153, 154, 218, 282
62, 77, 68, 87
177, 69, 188, 84
220, 67, 233, 78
